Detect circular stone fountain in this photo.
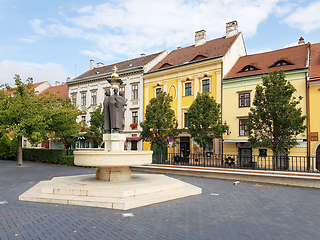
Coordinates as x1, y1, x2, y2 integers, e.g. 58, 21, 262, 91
74, 67, 152, 181
74, 133, 152, 181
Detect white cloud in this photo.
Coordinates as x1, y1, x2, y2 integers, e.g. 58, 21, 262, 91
18, 36, 38, 43
29, 19, 46, 35
0, 60, 73, 86
29, 0, 283, 61
284, 1, 320, 33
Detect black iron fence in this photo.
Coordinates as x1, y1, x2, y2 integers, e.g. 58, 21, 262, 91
152, 153, 319, 173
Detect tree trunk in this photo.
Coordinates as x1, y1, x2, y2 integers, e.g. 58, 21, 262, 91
272, 150, 277, 171
17, 136, 23, 166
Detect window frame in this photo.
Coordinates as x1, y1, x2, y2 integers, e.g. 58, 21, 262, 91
81, 92, 86, 106
132, 111, 138, 124
201, 79, 210, 93
239, 92, 250, 108
132, 84, 138, 100
239, 118, 249, 136
184, 112, 190, 128
91, 91, 97, 105
184, 82, 192, 96
155, 87, 162, 97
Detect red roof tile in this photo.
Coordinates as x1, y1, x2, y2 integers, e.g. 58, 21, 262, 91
39, 84, 68, 98
73, 51, 165, 81
149, 34, 239, 72
310, 42, 320, 81
224, 44, 308, 80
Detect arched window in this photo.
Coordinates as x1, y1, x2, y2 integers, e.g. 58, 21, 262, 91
238, 65, 260, 73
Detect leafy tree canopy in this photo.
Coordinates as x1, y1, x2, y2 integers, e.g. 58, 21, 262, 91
84, 104, 104, 148
0, 75, 81, 165
247, 70, 307, 154
140, 91, 181, 150
188, 93, 228, 152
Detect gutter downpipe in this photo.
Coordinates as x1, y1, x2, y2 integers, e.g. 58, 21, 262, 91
306, 42, 311, 171
221, 61, 224, 157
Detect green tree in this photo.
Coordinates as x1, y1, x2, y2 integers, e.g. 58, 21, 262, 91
84, 104, 104, 148
140, 91, 181, 150
48, 97, 82, 148
188, 93, 228, 153
0, 75, 81, 165
247, 70, 307, 161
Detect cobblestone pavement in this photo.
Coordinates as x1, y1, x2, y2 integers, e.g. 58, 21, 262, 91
0, 160, 320, 240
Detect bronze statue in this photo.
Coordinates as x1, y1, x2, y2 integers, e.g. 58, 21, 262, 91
104, 88, 126, 133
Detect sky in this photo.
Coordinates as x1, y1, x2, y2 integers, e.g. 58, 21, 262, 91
1, 0, 320, 87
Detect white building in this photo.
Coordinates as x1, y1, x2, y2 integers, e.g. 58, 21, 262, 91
67, 51, 168, 150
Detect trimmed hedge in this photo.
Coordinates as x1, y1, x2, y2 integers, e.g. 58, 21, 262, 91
23, 148, 76, 166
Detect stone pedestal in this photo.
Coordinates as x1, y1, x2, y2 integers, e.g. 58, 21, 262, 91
96, 166, 131, 181
103, 133, 126, 152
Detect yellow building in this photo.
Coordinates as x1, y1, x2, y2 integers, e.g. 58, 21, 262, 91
309, 42, 320, 171
223, 43, 309, 169
143, 21, 246, 156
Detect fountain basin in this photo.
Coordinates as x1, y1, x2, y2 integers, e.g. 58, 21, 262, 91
74, 150, 152, 181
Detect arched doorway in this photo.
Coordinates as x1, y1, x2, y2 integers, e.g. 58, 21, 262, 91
316, 145, 320, 171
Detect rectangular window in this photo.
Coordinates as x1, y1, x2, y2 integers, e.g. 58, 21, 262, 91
202, 79, 210, 93
81, 92, 86, 106
132, 84, 138, 99
259, 149, 267, 157
120, 86, 125, 98
71, 94, 77, 106
239, 92, 250, 107
156, 88, 162, 97
185, 82, 192, 96
184, 113, 190, 128
132, 111, 138, 124
81, 115, 86, 124
311, 132, 318, 141
239, 119, 249, 136
91, 91, 97, 105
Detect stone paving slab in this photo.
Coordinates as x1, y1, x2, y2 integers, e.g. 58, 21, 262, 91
1, 160, 320, 240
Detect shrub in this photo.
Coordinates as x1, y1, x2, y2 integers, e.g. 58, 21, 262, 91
23, 148, 75, 166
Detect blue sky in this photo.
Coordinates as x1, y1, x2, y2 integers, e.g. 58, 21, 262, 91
1, 0, 320, 86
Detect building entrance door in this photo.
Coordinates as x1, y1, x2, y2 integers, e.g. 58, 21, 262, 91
316, 145, 320, 171
180, 137, 190, 164
238, 148, 252, 168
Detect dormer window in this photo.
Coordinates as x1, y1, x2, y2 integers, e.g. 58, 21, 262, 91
190, 54, 207, 62
270, 60, 293, 68
159, 63, 173, 69
238, 65, 260, 73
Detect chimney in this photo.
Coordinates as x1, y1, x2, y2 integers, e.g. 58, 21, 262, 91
195, 30, 206, 47
226, 20, 238, 38
298, 37, 305, 45
140, 53, 146, 57
90, 59, 94, 70
55, 81, 60, 86
66, 77, 70, 82
97, 62, 104, 68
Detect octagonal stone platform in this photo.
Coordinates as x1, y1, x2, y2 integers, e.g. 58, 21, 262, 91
19, 173, 202, 210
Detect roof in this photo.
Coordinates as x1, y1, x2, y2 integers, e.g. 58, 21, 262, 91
149, 34, 239, 73
3, 81, 48, 95
73, 51, 165, 81
39, 84, 68, 98
224, 44, 308, 80
310, 42, 320, 81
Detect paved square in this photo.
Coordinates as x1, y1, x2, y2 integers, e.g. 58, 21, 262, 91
1, 160, 320, 240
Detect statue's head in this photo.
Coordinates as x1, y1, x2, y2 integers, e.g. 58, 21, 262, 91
119, 91, 124, 97
105, 90, 110, 96
114, 88, 118, 95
